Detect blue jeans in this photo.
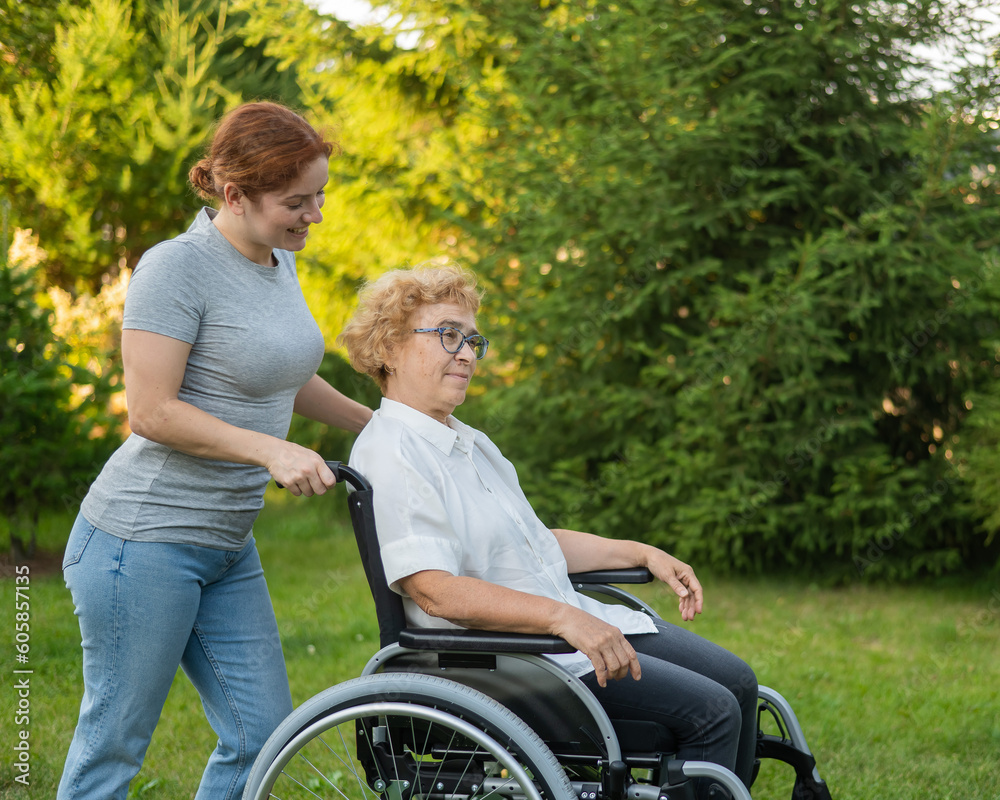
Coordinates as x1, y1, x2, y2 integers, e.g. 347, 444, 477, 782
58, 515, 293, 800
581, 619, 758, 799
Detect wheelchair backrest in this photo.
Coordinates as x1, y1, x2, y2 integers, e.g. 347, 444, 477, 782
331, 462, 409, 648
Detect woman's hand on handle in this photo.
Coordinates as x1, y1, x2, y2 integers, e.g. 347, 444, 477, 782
265, 442, 337, 497
124, 330, 339, 495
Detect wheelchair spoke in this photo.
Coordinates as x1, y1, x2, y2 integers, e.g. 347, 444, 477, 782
407, 712, 432, 796
438, 727, 480, 799
272, 767, 328, 799
413, 713, 474, 800
294, 746, 363, 800
328, 724, 377, 800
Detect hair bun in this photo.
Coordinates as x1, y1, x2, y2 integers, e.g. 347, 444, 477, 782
188, 160, 218, 200
187, 102, 336, 205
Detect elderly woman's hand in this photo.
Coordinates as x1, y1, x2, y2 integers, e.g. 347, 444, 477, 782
645, 549, 704, 622
553, 606, 642, 687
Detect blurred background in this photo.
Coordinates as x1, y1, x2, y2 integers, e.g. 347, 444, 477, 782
3, 0, 1000, 582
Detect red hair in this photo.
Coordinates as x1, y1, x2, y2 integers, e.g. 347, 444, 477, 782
188, 102, 337, 201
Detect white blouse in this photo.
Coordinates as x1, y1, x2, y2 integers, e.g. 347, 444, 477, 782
349, 398, 657, 676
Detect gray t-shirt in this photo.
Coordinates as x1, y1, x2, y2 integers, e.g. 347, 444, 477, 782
81, 208, 325, 549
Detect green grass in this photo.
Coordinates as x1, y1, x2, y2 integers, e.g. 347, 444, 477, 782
2, 489, 998, 799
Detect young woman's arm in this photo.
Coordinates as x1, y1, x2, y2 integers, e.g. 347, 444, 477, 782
293, 374, 372, 433
123, 329, 335, 496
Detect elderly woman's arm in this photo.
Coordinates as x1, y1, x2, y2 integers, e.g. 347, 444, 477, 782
400, 570, 641, 687
551, 528, 704, 622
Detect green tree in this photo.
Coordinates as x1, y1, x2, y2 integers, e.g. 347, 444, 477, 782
0, 0, 299, 292
452, 1, 1000, 579
232, 0, 474, 343
0, 0, 85, 95
0, 201, 118, 558
952, 363, 1000, 548
279, 0, 1000, 578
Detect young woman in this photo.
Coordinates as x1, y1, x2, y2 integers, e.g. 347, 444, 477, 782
338, 265, 758, 800
58, 102, 372, 800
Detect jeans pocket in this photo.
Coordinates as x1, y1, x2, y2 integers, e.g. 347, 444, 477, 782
63, 515, 98, 569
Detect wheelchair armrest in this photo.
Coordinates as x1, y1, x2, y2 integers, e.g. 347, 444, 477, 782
395, 570, 653, 654
568, 568, 653, 585
398, 628, 575, 654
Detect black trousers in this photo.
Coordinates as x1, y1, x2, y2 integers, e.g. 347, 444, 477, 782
581, 619, 758, 799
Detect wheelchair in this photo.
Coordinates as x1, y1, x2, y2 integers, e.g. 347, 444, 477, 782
243, 463, 833, 800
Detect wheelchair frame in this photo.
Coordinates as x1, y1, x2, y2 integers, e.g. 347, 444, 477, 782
243, 463, 832, 800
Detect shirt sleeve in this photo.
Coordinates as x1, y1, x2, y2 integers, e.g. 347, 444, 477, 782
350, 426, 463, 594
123, 241, 204, 343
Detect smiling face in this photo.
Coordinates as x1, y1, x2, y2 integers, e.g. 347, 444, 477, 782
385, 302, 480, 425
216, 155, 329, 266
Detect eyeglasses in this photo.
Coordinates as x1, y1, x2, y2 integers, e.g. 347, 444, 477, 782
412, 327, 490, 359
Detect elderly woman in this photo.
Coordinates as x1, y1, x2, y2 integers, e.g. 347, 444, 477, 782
338, 264, 757, 799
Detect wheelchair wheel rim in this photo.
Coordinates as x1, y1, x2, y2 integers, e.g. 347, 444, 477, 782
257, 701, 547, 800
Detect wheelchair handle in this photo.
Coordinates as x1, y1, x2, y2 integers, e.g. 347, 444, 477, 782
325, 460, 372, 493
272, 460, 372, 493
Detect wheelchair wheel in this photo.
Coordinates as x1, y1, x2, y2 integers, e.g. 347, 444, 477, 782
243, 673, 575, 800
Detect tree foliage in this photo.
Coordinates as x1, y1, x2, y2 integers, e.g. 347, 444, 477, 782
3, 0, 1000, 580
0, 0, 299, 292
466, 1, 1000, 579
0, 203, 119, 557
285, 0, 1000, 579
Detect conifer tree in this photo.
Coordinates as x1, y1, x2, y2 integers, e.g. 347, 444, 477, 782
277, 0, 1000, 577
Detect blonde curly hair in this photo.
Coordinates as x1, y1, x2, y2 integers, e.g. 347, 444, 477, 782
338, 264, 483, 393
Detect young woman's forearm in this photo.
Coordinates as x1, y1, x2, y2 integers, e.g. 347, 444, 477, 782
129, 396, 285, 467
122, 330, 335, 495
293, 374, 372, 433
130, 396, 334, 495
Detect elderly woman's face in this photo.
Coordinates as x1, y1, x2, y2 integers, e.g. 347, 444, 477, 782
385, 302, 479, 424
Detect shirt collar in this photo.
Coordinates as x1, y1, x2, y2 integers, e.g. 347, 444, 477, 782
378, 397, 477, 455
